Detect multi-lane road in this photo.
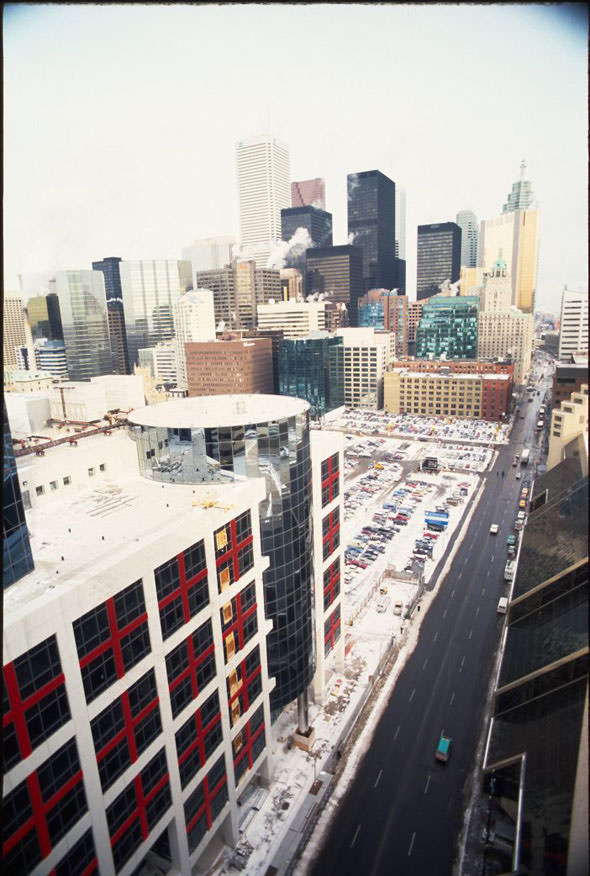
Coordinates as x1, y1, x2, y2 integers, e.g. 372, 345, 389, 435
308, 379, 551, 876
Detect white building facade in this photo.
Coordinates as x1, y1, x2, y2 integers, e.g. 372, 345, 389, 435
173, 289, 216, 390
558, 288, 589, 361
335, 328, 394, 409
257, 300, 330, 337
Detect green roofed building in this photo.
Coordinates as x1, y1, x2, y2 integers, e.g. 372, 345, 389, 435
415, 294, 479, 359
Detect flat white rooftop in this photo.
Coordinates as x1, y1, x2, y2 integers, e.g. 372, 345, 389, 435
128, 394, 309, 429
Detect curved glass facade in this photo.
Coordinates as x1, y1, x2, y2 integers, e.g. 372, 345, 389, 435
128, 396, 314, 712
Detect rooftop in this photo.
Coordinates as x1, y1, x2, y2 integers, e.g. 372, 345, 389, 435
128, 394, 309, 429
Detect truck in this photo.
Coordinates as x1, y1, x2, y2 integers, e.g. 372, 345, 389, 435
520, 448, 530, 466
504, 560, 516, 582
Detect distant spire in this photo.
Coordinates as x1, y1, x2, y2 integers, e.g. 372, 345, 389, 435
520, 158, 526, 180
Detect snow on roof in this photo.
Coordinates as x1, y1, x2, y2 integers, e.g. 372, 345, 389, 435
128, 394, 310, 428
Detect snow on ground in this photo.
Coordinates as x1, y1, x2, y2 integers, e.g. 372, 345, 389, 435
211, 432, 490, 876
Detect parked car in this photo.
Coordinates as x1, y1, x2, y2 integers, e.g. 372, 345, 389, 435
435, 734, 452, 763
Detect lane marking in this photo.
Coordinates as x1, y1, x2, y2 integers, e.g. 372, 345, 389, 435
468, 629, 473, 640
443, 608, 448, 618
481, 587, 486, 596
459, 655, 465, 671
433, 631, 439, 642
463, 558, 468, 565
450, 589, 455, 599
408, 832, 416, 856
422, 658, 428, 670
351, 824, 361, 848
409, 688, 415, 702
374, 769, 383, 788
457, 572, 463, 581
475, 607, 480, 617
450, 691, 455, 706
424, 775, 431, 794
490, 554, 494, 562
394, 725, 400, 741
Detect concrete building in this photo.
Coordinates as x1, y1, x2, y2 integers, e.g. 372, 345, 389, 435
138, 342, 178, 388
416, 222, 461, 301
49, 375, 145, 423
456, 209, 479, 268
4, 393, 52, 441
196, 262, 281, 332
185, 338, 274, 397
415, 295, 479, 360
236, 135, 290, 267
407, 300, 424, 351
3, 426, 275, 876
173, 289, 216, 391
384, 367, 512, 421
478, 310, 534, 386
479, 201, 539, 314
335, 328, 393, 409
280, 268, 304, 302
291, 178, 325, 209
3, 293, 34, 371
181, 235, 236, 285
257, 300, 331, 338
558, 288, 588, 361
119, 260, 193, 366
52, 270, 113, 380
306, 245, 363, 326
4, 370, 54, 394
358, 289, 408, 359
552, 358, 590, 409
547, 384, 588, 472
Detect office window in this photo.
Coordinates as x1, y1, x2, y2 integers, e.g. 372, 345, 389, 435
321, 453, 340, 507
166, 620, 216, 718
155, 540, 209, 639
175, 690, 222, 788
233, 704, 265, 784
226, 645, 262, 727
324, 605, 342, 656
322, 507, 340, 561
323, 557, 341, 610
214, 511, 254, 592
220, 581, 258, 663
184, 756, 228, 853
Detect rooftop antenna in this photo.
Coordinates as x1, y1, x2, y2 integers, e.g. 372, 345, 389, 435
520, 158, 526, 180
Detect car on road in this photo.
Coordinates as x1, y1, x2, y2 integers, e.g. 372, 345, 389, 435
515, 472, 521, 479
435, 733, 452, 763
489, 524, 499, 535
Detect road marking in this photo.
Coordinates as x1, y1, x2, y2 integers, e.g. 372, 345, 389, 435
450, 691, 455, 706
351, 824, 361, 848
422, 658, 428, 670
490, 554, 494, 562
468, 629, 473, 639
475, 607, 480, 617
424, 775, 431, 794
460, 656, 465, 671
481, 587, 486, 596
457, 571, 463, 581
443, 608, 448, 618
394, 725, 400, 741
433, 631, 439, 642
450, 589, 455, 599
375, 769, 383, 788
463, 558, 468, 566
409, 688, 415, 702
408, 832, 416, 856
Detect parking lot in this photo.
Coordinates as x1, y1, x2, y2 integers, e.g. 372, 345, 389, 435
331, 408, 511, 446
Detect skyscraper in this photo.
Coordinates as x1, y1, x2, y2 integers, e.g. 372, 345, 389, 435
280, 206, 333, 250
3, 403, 34, 587
119, 259, 193, 366
291, 177, 325, 209
394, 185, 407, 293
173, 289, 216, 390
53, 270, 113, 380
181, 235, 236, 287
558, 287, 589, 360
26, 295, 52, 340
236, 135, 290, 267
3, 294, 30, 370
347, 169, 396, 293
455, 209, 480, 268
415, 295, 479, 359
306, 245, 364, 326
416, 222, 462, 301
480, 165, 539, 313
91, 256, 123, 300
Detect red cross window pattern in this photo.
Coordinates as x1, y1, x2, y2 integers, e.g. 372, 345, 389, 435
154, 539, 209, 640
184, 756, 228, 854
322, 507, 340, 561
165, 620, 216, 719
226, 646, 262, 729
73, 579, 151, 704
220, 581, 258, 663
2, 737, 88, 876
323, 557, 341, 610
233, 704, 266, 784
324, 604, 341, 656
321, 453, 340, 507
175, 690, 222, 789
91, 669, 162, 793
3, 635, 71, 774
106, 748, 171, 873
49, 829, 97, 876
214, 511, 254, 593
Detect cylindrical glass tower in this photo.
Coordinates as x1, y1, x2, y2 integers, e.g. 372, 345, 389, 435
127, 395, 314, 714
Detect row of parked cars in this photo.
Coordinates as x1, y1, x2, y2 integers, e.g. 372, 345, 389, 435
336, 409, 510, 446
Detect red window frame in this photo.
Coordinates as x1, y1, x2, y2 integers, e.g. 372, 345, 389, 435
167, 628, 216, 713
3, 662, 67, 766
322, 508, 340, 560
185, 764, 227, 840
232, 711, 265, 777
156, 548, 208, 630
324, 605, 341, 655
323, 557, 341, 609
221, 587, 258, 660
109, 766, 170, 851
321, 453, 340, 507
176, 700, 222, 779
215, 515, 254, 591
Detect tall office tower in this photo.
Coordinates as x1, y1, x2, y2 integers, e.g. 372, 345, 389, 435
306, 245, 364, 326
455, 209, 479, 268
480, 454, 588, 876
502, 159, 536, 212
53, 271, 113, 380
552, 359, 589, 409
335, 328, 394, 409
416, 222, 462, 301
107, 299, 131, 374
478, 256, 513, 312
347, 169, 396, 293
138, 341, 178, 386
357, 288, 406, 355
173, 289, 217, 390
394, 185, 407, 293
128, 394, 315, 722
459, 266, 485, 296
119, 259, 193, 366
291, 177, 325, 209
2, 403, 35, 587
3, 294, 29, 370
34, 339, 68, 379
480, 167, 539, 313
181, 235, 236, 286
558, 287, 588, 360
257, 300, 331, 337
407, 300, 424, 344
281, 206, 333, 250
358, 289, 389, 329
91, 255, 123, 300
26, 295, 52, 339
416, 295, 479, 359
278, 332, 344, 419
46, 292, 64, 340
3, 427, 274, 876
236, 135, 290, 267
185, 337, 274, 396
196, 265, 236, 331
478, 311, 533, 386
280, 267, 304, 301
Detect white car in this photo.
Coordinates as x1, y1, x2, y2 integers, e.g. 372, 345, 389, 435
490, 524, 499, 535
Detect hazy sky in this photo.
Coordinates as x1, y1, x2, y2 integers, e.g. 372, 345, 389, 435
3, 3, 588, 312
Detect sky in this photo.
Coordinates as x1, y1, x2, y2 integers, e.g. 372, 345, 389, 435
3, 3, 588, 313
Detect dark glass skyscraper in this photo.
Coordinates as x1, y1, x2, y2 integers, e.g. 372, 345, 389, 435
306, 245, 364, 326
92, 256, 123, 301
278, 333, 344, 420
415, 295, 479, 359
3, 404, 34, 588
347, 170, 396, 293
281, 206, 333, 250
417, 222, 462, 300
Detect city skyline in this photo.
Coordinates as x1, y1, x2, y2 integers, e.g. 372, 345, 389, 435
3, 3, 588, 313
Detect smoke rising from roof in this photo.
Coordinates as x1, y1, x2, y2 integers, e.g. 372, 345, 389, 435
266, 227, 313, 270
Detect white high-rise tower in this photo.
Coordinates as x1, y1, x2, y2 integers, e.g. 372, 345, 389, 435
236, 135, 290, 268
456, 209, 479, 268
